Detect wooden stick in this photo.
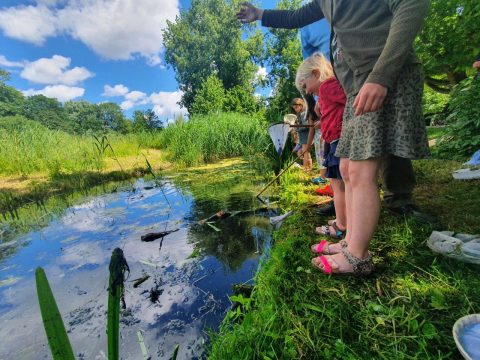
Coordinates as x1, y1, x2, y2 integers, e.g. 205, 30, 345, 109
257, 152, 305, 198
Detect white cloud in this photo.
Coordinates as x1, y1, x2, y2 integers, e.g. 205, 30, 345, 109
149, 91, 186, 118
22, 85, 85, 102
0, 0, 180, 65
102, 84, 129, 97
0, 55, 25, 68
120, 100, 135, 110
0, 5, 57, 45
113, 88, 186, 118
20, 55, 94, 85
125, 90, 146, 102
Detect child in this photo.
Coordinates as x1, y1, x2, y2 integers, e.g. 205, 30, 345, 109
291, 98, 313, 171
295, 54, 347, 251
237, 0, 430, 275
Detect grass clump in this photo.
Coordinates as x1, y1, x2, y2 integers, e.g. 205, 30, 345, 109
157, 112, 270, 167
208, 159, 480, 359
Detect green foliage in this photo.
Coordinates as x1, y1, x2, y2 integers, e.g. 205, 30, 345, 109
163, 0, 262, 112
64, 100, 104, 134
132, 109, 163, 131
263, 0, 303, 122
191, 74, 226, 115
415, 0, 480, 92
435, 77, 480, 159
422, 86, 450, 125
22, 95, 75, 133
98, 102, 130, 133
157, 112, 270, 167
35, 267, 75, 360
0, 77, 25, 117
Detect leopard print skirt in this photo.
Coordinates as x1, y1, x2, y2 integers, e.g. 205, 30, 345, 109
335, 64, 430, 161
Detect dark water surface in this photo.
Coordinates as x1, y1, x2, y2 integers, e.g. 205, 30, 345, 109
0, 168, 273, 359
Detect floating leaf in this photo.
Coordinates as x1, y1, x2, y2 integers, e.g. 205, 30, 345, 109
0, 276, 22, 287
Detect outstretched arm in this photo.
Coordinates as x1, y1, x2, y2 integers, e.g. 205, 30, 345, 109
236, 1, 323, 29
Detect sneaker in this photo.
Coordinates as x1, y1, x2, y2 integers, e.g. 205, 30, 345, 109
387, 204, 437, 224
312, 176, 327, 185
315, 202, 336, 216
315, 184, 333, 197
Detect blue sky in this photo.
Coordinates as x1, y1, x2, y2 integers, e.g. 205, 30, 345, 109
0, 0, 279, 120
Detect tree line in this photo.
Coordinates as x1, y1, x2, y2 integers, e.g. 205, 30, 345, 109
0, 70, 166, 134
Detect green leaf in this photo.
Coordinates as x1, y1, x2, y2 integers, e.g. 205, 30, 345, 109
429, 288, 448, 310
35, 267, 75, 360
421, 323, 437, 339
171, 344, 180, 360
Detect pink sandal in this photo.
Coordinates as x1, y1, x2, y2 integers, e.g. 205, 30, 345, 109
311, 248, 374, 276
310, 239, 347, 255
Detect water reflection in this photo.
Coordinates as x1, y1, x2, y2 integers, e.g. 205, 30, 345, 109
0, 167, 272, 359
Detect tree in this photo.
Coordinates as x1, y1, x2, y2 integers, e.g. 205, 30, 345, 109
191, 74, 225, 115
64, 100, 103, 133
0, 69, 25, 117
132, 109, 162, 131
97, 102, 129, 133
22, 95, 73, 132
163, 0, 263, 113
415, 0, 480, 93
262, 0, 303, 122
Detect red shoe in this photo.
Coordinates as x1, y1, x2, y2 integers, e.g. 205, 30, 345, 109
315, 184, 333, 197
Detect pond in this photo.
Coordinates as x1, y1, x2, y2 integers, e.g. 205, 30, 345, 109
0, 160, 274, 359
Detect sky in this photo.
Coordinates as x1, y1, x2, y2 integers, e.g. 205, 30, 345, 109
0, 0, 278, 120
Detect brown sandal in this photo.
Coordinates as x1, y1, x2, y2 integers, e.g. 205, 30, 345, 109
315, 220, 346, 239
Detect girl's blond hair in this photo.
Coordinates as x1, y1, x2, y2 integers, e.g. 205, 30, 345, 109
295, 53, 334, 94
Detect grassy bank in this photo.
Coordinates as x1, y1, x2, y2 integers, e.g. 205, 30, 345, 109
208, 159, 480, 359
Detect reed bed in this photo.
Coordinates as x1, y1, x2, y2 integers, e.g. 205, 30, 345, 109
157, 113, 270, 167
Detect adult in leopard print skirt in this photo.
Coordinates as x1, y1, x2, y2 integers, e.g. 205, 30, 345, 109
237, 0, 430, 275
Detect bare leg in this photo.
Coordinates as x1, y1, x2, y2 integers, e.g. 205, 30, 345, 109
313, 158, 381, 272
302, 144, 312, 171
340, 158, 352, 244
329, 179, 347, 234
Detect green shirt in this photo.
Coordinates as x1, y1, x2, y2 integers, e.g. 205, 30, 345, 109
262, 0, 429, 95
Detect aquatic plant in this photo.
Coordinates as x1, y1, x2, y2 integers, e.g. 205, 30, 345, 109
107, 248, 130, 360
35, 267, 75, 360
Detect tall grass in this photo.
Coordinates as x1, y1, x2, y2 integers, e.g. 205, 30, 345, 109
0, 116, 159, 176
157, 113, 271, 167
0, 113, 271, 176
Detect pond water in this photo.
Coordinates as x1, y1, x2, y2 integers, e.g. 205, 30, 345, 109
0, 164, 274, 359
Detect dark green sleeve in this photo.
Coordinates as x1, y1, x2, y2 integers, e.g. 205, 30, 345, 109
261, 1, 324, 30
366, 0, 429, 88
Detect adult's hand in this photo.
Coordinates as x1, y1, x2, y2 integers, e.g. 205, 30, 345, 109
236, 2, 263, 23
314, 120, 321, 129
353, 83, 388, 116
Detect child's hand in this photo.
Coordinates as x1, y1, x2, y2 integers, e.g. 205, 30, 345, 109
353, 83, 387, 116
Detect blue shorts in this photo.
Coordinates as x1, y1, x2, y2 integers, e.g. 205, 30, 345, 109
322, 141, 342, 179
